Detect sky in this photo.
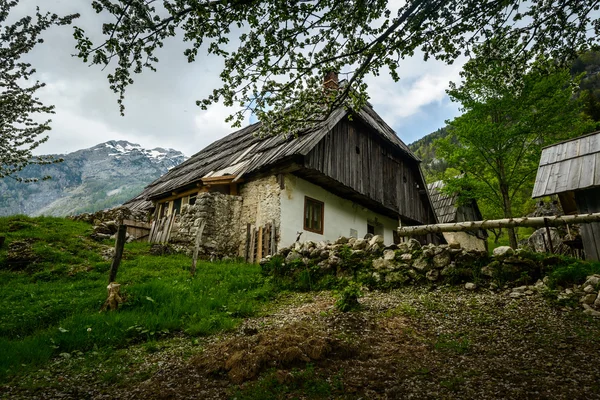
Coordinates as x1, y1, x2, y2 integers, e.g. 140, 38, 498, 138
19, 0, 465, 157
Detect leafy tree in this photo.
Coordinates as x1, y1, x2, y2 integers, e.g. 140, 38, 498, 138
74, 0, 600, 134
437, 42, 594, 249
571, 50, 600, 125
0, 1, 77, 182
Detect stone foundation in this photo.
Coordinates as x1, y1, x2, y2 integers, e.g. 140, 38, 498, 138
170, 192, 243, 258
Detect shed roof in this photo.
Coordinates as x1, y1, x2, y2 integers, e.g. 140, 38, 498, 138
532, 131, 600, 198
125, 103, 417, 207
427, 180, 459, 224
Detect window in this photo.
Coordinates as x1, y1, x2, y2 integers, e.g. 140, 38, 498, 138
367, 223, 375, 235
304, 197, 324, 234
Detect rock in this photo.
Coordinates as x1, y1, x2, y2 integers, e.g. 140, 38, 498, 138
582, 304, 600, 317
372, 258, 394, 271
383, 249, 395, 261
512, 286, 528, 293
465, 282, 477, 290
369, 235, 384, 246
6, 240, 37, 270
335, 236, 349, 245
406, 269, 418, 280
352, 238, 367, 250
510, 292, 524, 298
363, 233, 374, 241
371, 272, 382, 282
412, 256, 430, 272
493, 246, 514, 259
595, 293, 600, 308
351, 250, 366, 258
525, 290, 534, 296
399, 253, 412, 262
328, 256, 341, 267
386, 272, 409, 284
406, 238, 421, 251
285, 251, 302, 263
480, 264, 496, 278
432, 251, 451, 268
448, 242, 461, 249
584, 285, 596, 294
583, 275, 600, 288
396, 242, 410, 254
426, 269, 440, 281
348, 237, 357, 246
580, 293, 597, 305
489, 282, 499, 290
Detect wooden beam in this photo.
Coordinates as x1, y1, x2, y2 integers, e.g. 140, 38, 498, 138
396, 213, 600, 237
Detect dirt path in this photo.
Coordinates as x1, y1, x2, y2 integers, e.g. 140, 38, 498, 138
4, 286, 600, 399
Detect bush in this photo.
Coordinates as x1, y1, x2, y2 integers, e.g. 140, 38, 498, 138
335, 282, 363, 312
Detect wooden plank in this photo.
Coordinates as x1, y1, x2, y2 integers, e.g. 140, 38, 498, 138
257, 226, 263, 261
270, 219, 277, 255
249, 227, 256, 264
595, 152, 600, 187
554, 158, 572, 194
123, 219, 151, 229
579, 154, 596, 189
244, 223, 251, 262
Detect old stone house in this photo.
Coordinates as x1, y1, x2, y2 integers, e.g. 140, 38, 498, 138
126, 102, 439, 260
427, 180, 488, 251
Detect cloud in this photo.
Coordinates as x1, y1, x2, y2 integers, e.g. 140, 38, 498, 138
20, 0, 464, 158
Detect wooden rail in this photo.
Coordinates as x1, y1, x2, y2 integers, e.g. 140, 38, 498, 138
396, 213, 600, 237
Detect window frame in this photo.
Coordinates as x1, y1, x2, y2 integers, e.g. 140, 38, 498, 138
303, 196, 324, 234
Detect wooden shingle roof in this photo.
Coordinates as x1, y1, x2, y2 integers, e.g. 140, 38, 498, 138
427, 180, 459, 224
532, 131, 600, 198
125, 104, 417, 207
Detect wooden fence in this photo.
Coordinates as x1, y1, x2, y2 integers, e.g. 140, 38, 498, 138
122, 219, 152, 242
245, 221, 277, 263
148, 214, 177, 244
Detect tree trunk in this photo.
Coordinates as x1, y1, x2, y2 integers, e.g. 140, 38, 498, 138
499, 183, 518, 249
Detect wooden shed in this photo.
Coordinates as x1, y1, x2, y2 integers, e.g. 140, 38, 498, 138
532, 131, 600, 260
427, 180, 487, 251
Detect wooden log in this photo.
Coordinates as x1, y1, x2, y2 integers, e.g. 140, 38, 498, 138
108, 224, 127, 283
270, 219, 277, 255
396, 213, 600, 237
190, 219, 206, 276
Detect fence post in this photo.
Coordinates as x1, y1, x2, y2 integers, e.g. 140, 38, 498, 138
108, 224, 127, 283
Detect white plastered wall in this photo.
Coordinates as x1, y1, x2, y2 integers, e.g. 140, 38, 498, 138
279, 174, 398, 248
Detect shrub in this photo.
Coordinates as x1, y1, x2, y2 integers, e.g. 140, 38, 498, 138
335, 282, 363, 312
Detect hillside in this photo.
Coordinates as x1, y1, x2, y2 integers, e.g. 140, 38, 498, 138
408, 127, 449, 180
0, 141, 186, 217
1, 216, 600, 399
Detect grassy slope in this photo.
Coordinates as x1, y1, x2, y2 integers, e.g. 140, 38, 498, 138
0, 216, 273, 383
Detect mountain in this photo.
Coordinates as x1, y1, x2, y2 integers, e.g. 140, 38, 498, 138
0, 140, 186, 217
408, 127, 450, 180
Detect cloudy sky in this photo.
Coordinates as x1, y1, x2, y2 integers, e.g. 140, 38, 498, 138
21, 0, 465, 157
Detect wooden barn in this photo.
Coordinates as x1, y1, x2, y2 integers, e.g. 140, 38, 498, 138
532, 131, 600, 260
427, 180, 488, 251
126, 97, 439, 258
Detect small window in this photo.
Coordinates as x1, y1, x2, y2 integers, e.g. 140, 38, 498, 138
189, 194, 197, 205
367, 223, 375, 235
304, 197, 324, 234
173, 198, 182, 215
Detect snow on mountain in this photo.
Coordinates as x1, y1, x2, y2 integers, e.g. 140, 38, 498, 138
0, 140, 187, 217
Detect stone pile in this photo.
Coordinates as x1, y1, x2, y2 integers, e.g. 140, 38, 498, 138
5, 239, 37, 270
169, 193, 242, 259
262, 238, 600, 318
69, 206, 148, 242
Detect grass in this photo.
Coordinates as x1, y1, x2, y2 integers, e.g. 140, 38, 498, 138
0, 216, 274, 383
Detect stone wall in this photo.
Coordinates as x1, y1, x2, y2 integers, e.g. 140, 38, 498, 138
170, 192, 243, 258
238, 175, 281, 256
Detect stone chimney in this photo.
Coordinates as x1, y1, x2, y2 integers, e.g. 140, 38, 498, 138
323, 71, 339, 90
